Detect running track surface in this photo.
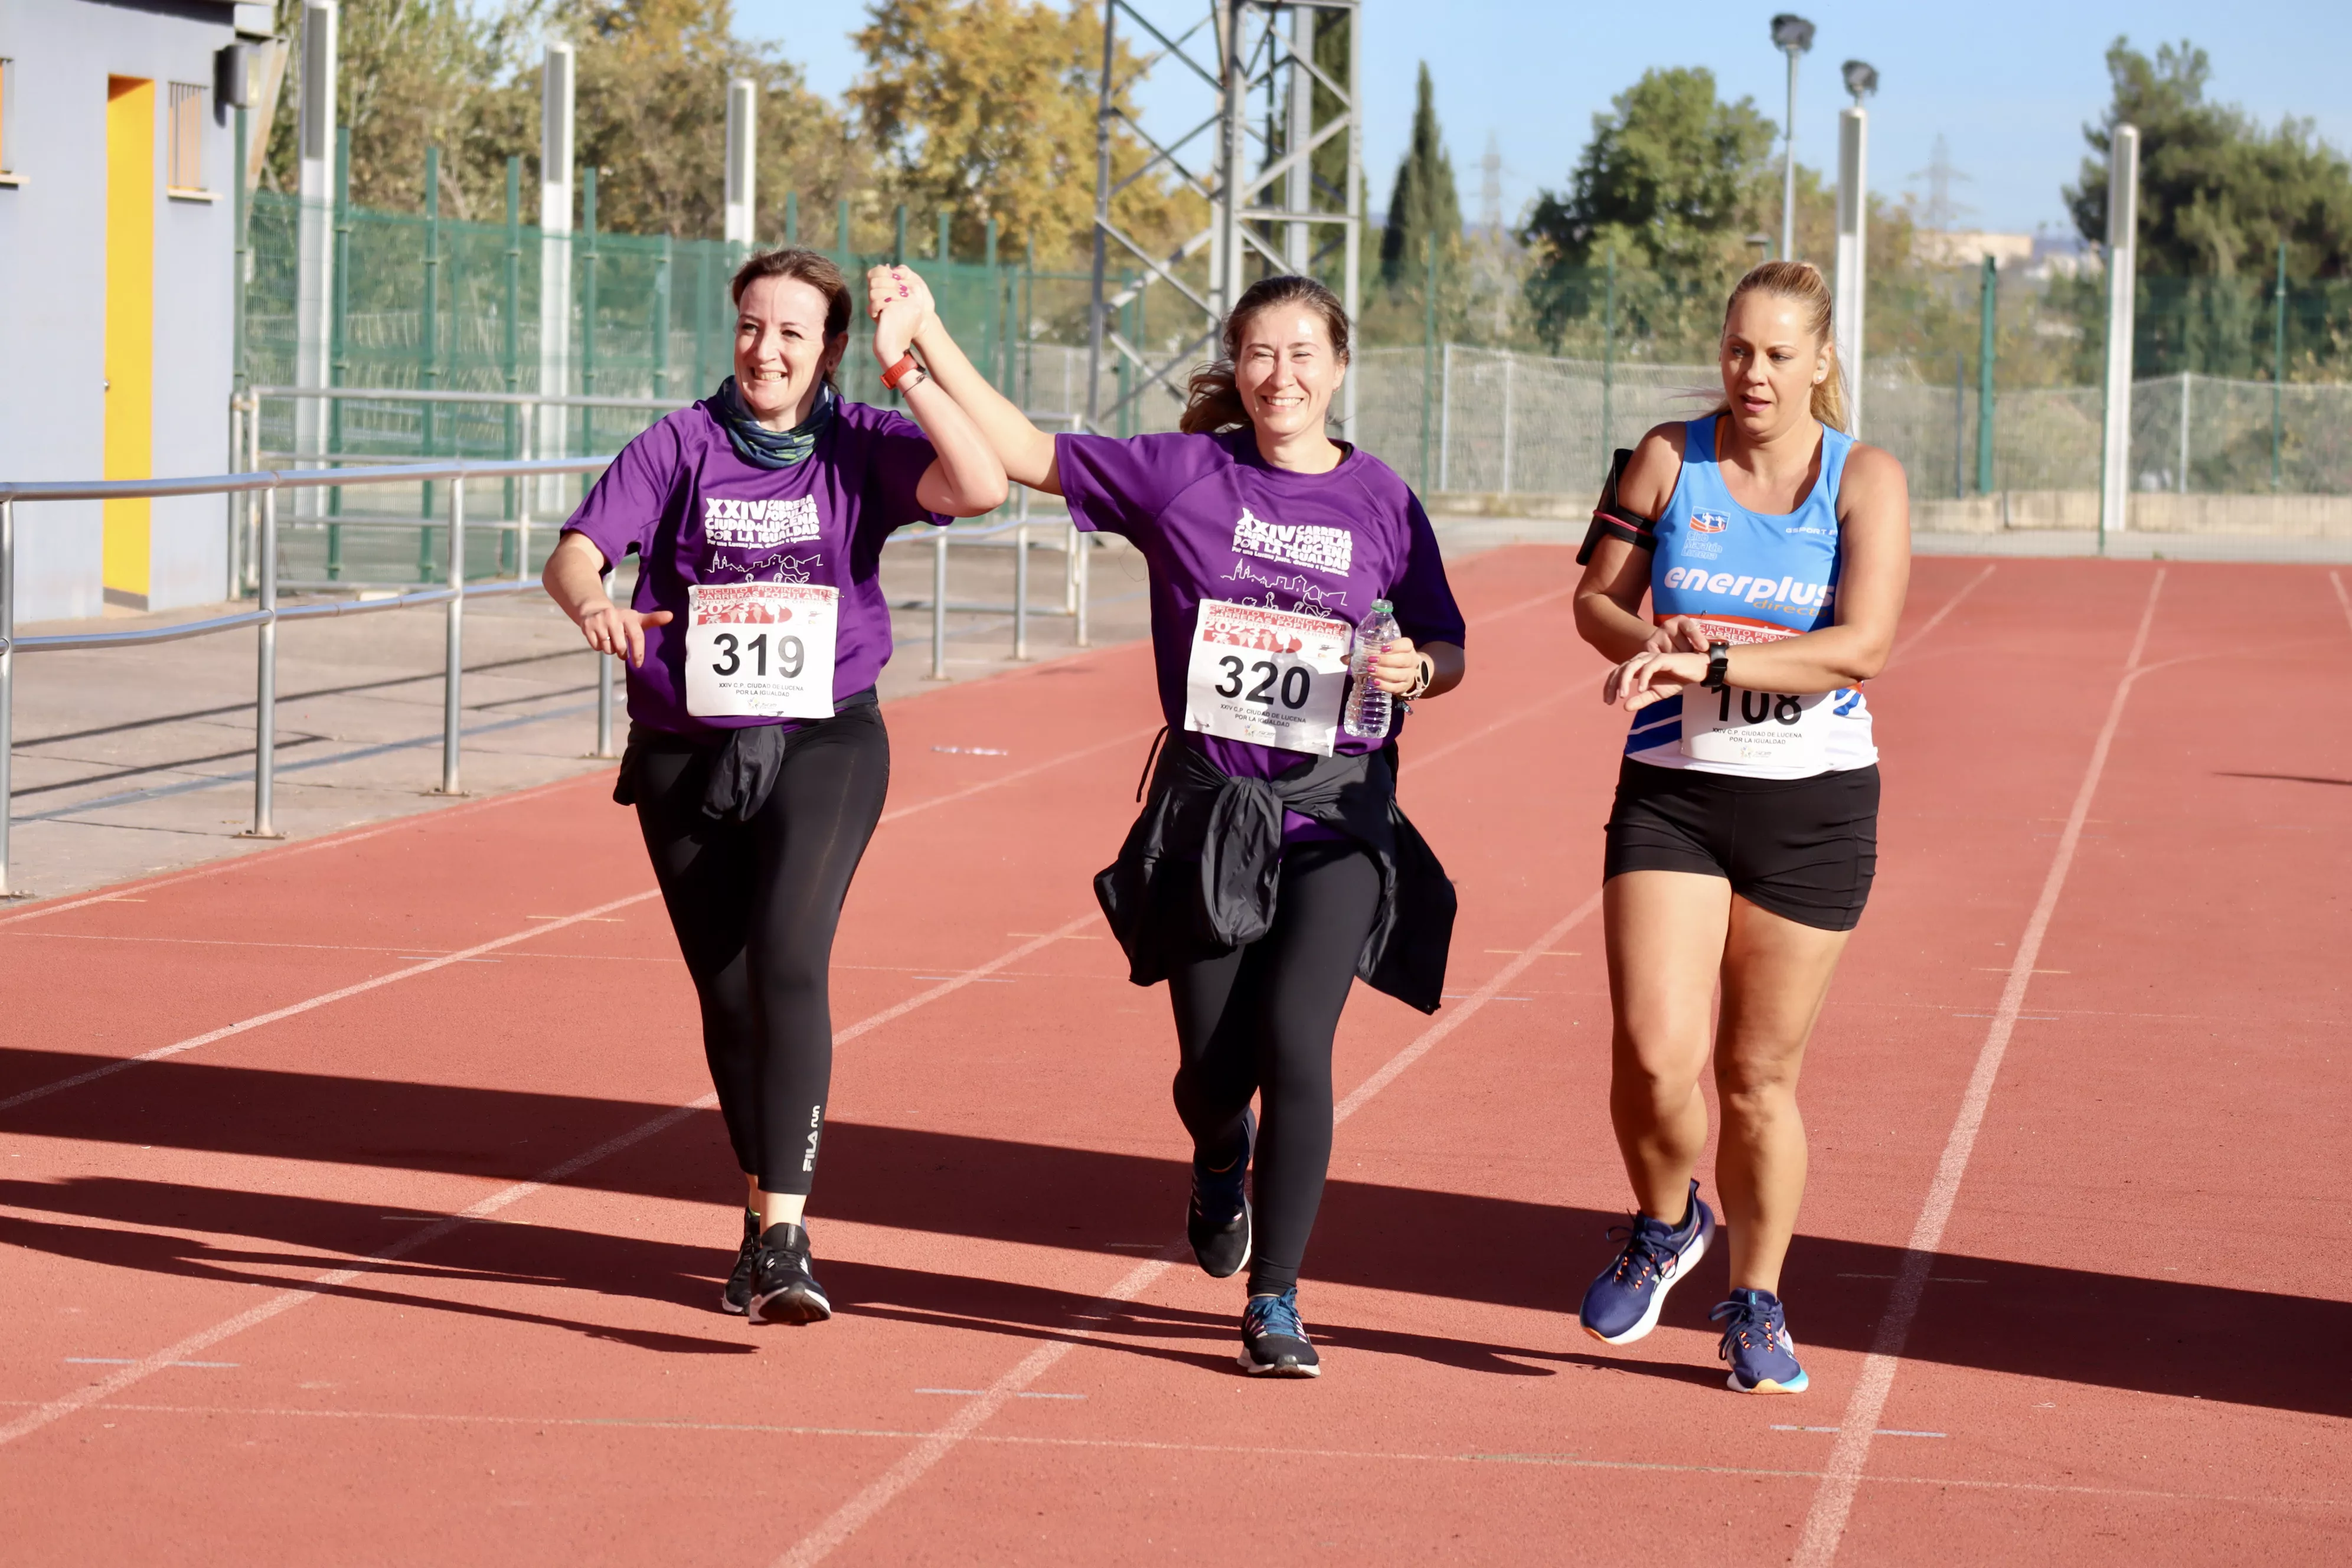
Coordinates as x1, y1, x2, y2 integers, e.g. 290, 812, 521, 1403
2, 550, 2347, 1565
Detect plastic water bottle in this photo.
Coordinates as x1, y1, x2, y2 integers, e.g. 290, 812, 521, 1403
1344, 599, 1400, 739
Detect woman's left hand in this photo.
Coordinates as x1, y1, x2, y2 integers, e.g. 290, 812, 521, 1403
1603, 649, 1707, 711
1369, 635, 1427, 695
873, 294, 927, 368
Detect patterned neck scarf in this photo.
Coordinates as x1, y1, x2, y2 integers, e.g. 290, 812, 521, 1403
713, 376, 837, 470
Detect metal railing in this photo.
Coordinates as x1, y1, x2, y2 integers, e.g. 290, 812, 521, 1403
227, 386, 686, 596
234, 386, 1098, 678
5, 427, 1099, 897
0, 456, 613, 899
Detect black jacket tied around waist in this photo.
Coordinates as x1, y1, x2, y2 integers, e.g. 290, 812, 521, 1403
1092, 736, 1456, 1014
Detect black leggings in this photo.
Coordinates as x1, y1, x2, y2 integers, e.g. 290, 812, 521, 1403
628, 706, 890, 1195
1165, 838, 1382, 1298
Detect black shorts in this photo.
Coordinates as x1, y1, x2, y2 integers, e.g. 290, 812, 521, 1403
1602, 757, 1879, 932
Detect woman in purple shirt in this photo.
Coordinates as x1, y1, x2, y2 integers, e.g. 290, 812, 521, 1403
878, 267, 1468, 1377
543, 250, 1005, 1326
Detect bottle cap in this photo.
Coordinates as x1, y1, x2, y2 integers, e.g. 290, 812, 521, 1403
1371, 598, 1393, 613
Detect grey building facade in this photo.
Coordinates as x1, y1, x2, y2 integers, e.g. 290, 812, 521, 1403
1, 0, 266, 619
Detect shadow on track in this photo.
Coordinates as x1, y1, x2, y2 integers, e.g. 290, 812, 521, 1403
5, 1047, 2347, 1414
0, 1177, 752, 1357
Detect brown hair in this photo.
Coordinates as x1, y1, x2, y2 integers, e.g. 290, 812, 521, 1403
1179, 275, 1354, 436
729, 248, 853, 386
1716, 260, 1848, 433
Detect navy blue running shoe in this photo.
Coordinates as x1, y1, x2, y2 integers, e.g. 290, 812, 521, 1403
1711, 1288, 1808, 1394
1577, 1179, 1714, 1344
1238, 1287, 1320, 1378
1187, 1110, 1254, 1280
721, 1207, 761, 1315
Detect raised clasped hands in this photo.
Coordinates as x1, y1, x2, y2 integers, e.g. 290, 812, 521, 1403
865, 264, 936, 367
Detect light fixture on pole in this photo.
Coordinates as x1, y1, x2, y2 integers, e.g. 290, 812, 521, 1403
1834, 60, 1874, 434
1770, 13, 1814, 261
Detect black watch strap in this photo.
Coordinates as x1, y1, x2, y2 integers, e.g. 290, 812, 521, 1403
1703, 641, 1731, 691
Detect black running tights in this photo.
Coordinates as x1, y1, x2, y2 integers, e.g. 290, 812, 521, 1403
630, 708, 889, 1195
1165, 839, 1381, 1298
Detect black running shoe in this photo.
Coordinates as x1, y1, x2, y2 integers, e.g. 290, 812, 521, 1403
720, 1208, 762, 1315
1187, 1111, 1254, 1279
747, 1221, 833, 1325
1238, 1287, 1320, 1378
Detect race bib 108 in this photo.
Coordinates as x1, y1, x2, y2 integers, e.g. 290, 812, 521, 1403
1675, 617, 1834, 769
1182, 599, 1351, 756
684, 582, 839, 720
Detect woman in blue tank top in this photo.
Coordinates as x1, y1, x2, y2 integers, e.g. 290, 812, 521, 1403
1569, 262, 1912, 1394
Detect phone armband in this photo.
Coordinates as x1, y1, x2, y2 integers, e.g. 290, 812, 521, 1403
1576, 446, 1660, 565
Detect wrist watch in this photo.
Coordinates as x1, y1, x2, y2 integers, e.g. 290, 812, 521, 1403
1703, 641, 1731, 691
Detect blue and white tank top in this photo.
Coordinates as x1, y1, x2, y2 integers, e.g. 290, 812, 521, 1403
1623, 416, 1877, 778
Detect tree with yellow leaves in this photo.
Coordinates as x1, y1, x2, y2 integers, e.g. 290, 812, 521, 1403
850, 0, 1204, 266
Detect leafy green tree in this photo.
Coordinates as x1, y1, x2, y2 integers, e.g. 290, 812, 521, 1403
1518, 67, 1775, 352
260, 0, 860, 237
2066, 37, 2352, 279
1378, 63, 1459, 288
566, 0, 857, 241
258, 0, 523, 216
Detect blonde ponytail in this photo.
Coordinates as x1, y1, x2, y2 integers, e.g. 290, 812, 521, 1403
1716, 260, 1848, 433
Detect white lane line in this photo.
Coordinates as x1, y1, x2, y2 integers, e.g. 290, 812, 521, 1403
0, 917, 1100, 1452
773, 893, 1607, 1568
21, 1400, 2352, 1513
2332, 569, 2352, 633
0, 891, 663, 1115
1887, 563, 1996, 667
1335, 892, 1600, 1124
1792, 568, 2167, 1568
1409, 691, 1574, 767
877, 727, 1158, 826
1478, 584, 1574, 623
0, 770, 602, 926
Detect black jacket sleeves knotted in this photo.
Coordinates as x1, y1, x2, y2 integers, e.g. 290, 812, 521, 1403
1093, 737, 1456, 1014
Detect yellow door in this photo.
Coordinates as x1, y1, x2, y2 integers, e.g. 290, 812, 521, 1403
104, 75, 155, 609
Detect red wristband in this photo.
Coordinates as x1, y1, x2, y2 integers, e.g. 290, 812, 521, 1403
881, 351, 923, 390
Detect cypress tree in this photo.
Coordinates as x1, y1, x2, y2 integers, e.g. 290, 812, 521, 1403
1380, 63, 1462, 287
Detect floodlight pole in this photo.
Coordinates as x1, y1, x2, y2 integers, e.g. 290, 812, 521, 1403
1834, 105, 1866, 434
1781, 48, 1800, 259
1771, 15, 1813, 262
293, 2, 337, 516
538, 41, 576, 514
724, 78, 757, 247
2098, 123, 2139, 547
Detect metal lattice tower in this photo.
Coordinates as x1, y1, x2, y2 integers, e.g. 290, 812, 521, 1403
1084, 1, 1364, 437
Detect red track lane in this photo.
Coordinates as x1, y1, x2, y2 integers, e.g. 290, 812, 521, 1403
1, 551, 2346, 1565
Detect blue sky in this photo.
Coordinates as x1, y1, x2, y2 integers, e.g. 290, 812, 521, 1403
734, 1, 2352, 240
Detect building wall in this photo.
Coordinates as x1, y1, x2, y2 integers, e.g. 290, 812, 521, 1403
0, 0, 239, 622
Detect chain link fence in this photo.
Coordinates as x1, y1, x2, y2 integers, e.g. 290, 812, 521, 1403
244, 187, 2352, 557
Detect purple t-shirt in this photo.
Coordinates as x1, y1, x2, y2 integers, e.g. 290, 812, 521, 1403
562, 396, 946, 737
1056, 430, 1466, 835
